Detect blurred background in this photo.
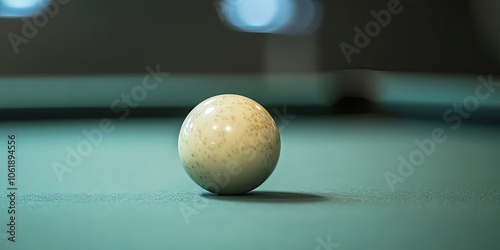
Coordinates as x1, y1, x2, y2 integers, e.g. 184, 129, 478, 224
1, 0, 500, 74
2, 2, 500, 250
0, 0, 500, 119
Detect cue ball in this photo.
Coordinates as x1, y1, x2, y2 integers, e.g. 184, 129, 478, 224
178, 94, 281, 195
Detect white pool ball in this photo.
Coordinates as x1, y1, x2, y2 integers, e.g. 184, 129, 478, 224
178, 94, 281, 195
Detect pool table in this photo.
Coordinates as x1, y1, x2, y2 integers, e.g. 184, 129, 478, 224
1, 72, 500, 250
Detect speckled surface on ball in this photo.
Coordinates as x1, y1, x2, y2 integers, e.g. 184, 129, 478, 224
178, 94, 281, 195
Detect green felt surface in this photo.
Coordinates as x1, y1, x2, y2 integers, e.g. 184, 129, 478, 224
0, 115, 499, 249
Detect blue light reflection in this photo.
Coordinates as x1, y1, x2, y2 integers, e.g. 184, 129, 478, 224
219, 0, 323, 35
0, 0, 49, 17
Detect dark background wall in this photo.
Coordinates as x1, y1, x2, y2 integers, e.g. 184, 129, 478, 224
0, 0, 498, 75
